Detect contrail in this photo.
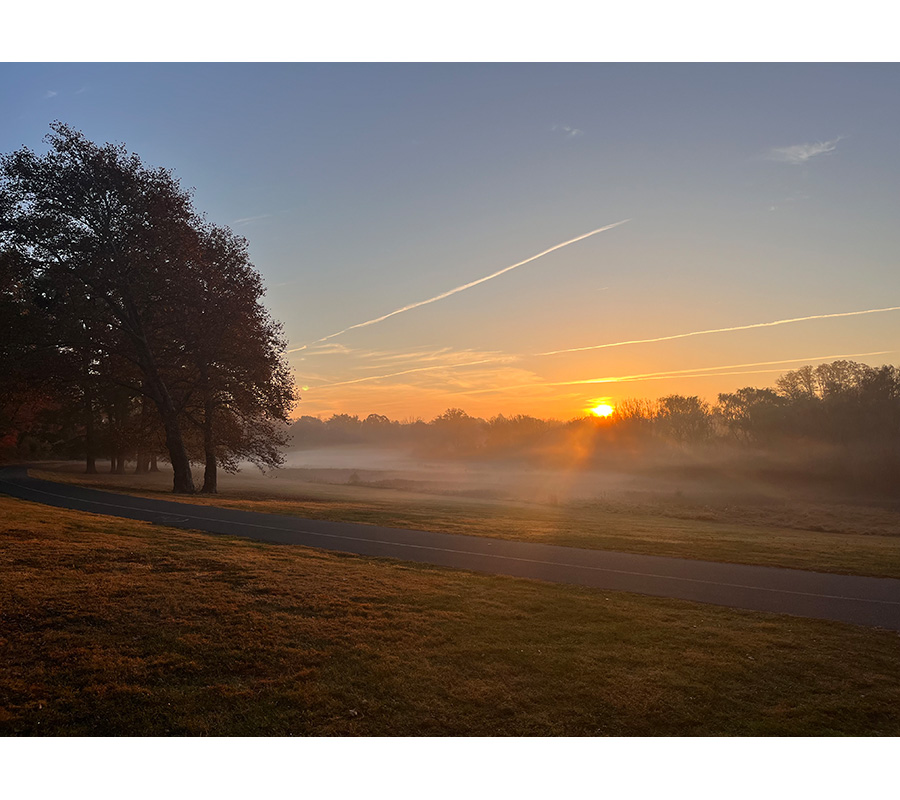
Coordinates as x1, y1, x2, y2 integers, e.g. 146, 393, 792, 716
544, 350, 894, 387
461, 350, 894, 395
311, 357, 511, 389
537, 305, 900, 356
294, 220, 630, 350
310, 349, 893, 394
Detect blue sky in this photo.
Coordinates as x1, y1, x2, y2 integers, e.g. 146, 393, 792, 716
4, 63, 899, 419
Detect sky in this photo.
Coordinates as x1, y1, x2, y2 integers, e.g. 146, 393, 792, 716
3, 62, 900, 421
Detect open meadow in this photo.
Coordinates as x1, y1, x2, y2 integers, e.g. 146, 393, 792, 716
2, 492, 900, 736
3, 462, 900, 735
32, 456, 900, 579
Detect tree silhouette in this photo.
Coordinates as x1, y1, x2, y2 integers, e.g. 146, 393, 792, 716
1, 124, 199, 490
1, 124, 295, 492
180, 223, 295, 493
656, 395, 712, 444
717, 387, 784, 444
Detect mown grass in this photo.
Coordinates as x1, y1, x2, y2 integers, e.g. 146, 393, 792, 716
33, 466, 900, 579
2, 495, 900, 736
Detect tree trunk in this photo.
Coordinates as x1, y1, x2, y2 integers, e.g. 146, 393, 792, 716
106, 403, 120, 474
150, 452, 159, 472
201, 456, 217, 493
134, 396, 151, 473
163, 420, 193, 490
157, 391, 195, 492
136, 354, 194, 492
84, 396, 97, 474
200, 398, 217, 493
81, 344, 98, 474
122, 297, 195, 493
135, 450, 149, 474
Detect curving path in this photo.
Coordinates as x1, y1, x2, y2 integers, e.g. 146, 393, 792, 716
2, 465, 900, 631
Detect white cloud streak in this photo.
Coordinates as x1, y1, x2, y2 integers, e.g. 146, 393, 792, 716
537, 305, 900, 357
311, 357, 514, 389
294, 220, 630, 351
547, 351, 894, 387
231, 213, 272, 226
352, 346, 516, 371
287, 342, 355, 356
462, 351, 894, 396
766, 137, 842, 164
358, 347, 457, 366
296, 305, 900, 390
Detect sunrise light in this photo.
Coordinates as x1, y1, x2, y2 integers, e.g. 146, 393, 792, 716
589, 403, 615, 418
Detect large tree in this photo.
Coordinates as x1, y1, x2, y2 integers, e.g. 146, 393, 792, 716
0, 123, 201, 491
0, 123, 295, 491
180, 223, 295, 493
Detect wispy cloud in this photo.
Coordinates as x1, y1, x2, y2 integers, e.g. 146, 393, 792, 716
293, 220, 630, 351
537, 305, 900, 357
548, 351, 894, 387
44, 90, 57, 99
293, 345, 516, 395
288, 305, 900, 392
357, 347, 456, 366
310, 355, 517, 389
552, 124, 583, 138
291, 370, 334, 384
464, 351, 894, 396
287, 342, 355, 356
231, 213, 272, 226
354, 347, 506, 371
287, 344, 497, 365
766, 137, 842, 165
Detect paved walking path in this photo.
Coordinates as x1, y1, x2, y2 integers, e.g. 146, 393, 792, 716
2, 465, 900, 631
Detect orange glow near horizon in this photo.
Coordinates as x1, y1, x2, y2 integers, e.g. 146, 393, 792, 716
290, 342, 898, 423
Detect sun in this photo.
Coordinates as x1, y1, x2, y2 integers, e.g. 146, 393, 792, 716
589, 403, 615, 418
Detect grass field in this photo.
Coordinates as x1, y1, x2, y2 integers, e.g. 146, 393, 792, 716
32, 463, 900, 579
2, 493, 900, 736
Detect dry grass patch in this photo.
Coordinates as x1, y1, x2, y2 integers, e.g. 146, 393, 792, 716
2, 495, 900, 736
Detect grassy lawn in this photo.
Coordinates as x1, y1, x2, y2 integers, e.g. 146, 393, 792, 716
2, 494, 900, 736
32, 465, 900, 579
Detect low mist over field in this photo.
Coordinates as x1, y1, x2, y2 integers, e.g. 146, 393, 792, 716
277, 446, 822, 513
18, 357, 899, 510
281, 359, 900, 509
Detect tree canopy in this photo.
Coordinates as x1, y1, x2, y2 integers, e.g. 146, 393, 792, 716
0, 123, 296, 492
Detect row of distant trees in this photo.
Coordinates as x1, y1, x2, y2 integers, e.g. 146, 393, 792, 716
290, 359, 900, 491
0, 124, 295, 492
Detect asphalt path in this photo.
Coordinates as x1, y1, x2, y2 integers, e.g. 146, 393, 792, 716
2, 465, 900, 631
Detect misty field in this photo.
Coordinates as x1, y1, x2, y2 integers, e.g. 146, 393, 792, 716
3, 493, 900, 736
33, 456, 900, 579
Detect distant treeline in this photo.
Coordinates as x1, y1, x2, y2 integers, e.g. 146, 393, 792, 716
290, 360, 900, 493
